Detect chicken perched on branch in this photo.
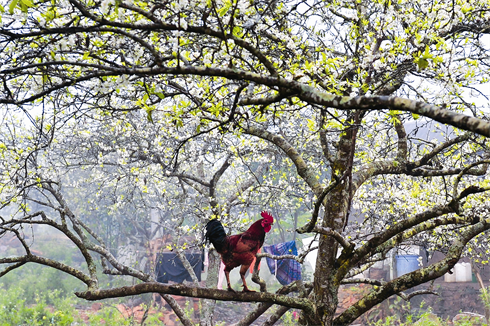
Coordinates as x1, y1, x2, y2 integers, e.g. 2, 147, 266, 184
205, 211, 274, 292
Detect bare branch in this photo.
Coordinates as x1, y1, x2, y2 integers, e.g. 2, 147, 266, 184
76, 282, 314, 312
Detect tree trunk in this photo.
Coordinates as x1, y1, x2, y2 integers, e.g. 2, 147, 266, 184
311, 185, 350, 325
200, 250, 220, 326
310, 113, 360, 325
311, 235, 340, 325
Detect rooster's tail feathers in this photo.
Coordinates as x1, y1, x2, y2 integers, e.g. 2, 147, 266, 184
205, 219, 227, 252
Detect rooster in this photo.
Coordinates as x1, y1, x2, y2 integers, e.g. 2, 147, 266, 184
205, 211, 274, 292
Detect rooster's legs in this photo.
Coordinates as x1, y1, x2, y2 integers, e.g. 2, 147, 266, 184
225, 270, 236, 292
240, 264, 255, 292
224, 266, 256, 292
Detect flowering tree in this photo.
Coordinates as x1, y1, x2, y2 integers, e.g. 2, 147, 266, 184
1, 0, 490, 324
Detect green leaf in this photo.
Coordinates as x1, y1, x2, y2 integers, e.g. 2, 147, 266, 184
217, 0, 231, 16
155, 92, 165, 100
9, 0, 19, 14
420, 45, 433, 59
306, 118, 315, 132
415, 45, 434, 70
146, 107, 154, 123
416, 58, 429, 70
20, 0, 33, 11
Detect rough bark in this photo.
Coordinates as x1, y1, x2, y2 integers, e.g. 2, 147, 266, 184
75, 282, 314, 312
311, 114, 361, 325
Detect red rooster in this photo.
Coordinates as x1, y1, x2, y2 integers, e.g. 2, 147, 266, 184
205, 211, 274, 292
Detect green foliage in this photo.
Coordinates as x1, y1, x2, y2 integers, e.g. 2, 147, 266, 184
368, 297, 490, 326
8, 0, 34, 14
0, 284, 168, 326
480, 286, 490, 311
0, 263, 83, 305
183, 299, 195, 321
370, 310, 448, 326
453, 315, 487, 326
0, 285, 78, 326
281, 310, 300, 325
86, 306, 130, 326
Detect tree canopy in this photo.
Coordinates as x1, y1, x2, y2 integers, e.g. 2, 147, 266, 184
1, 0, 490, 324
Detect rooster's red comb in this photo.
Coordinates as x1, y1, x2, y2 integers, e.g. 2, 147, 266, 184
261, 211, 274, 223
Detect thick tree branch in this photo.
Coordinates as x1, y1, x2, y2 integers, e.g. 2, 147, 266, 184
3, 63, 490, 137
76, 282, 313, 311
350, 203, 456, 268
412, 133, 473, 168
335, 215, 490, 325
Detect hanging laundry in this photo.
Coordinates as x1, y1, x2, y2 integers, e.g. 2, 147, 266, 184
263, 241, 301, 285
155, 252, 203, 283
217, 261, 226, 289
